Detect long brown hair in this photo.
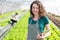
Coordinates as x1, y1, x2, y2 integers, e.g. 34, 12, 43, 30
30, 0, 47, 18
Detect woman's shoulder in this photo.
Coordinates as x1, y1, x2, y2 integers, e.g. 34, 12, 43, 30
29, 17, 32, 20
41, 16, 49, 20
28, 17, 32, 24
43, 16, 49, 24
39, 16, 49, 24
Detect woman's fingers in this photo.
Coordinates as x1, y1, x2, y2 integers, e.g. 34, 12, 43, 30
36, 34, 40, 39
36, 34, 45, 39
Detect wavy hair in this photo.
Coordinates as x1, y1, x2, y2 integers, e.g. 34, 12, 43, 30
30, 0, 47, 18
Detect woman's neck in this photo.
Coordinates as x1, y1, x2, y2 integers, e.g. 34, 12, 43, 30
33, 15, 39, 21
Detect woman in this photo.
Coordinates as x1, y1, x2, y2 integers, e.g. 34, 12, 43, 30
27, 0, 51, 40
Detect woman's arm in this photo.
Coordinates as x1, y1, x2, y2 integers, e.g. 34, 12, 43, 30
44, 24, 51, 38
36, 24, 51, 39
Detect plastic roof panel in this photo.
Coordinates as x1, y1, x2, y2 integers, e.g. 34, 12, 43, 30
0, 0, 60, 16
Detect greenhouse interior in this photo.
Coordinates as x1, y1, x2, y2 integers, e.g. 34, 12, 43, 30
0, 0, 60, 40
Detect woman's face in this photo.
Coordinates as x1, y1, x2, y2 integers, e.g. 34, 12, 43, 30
32, 3, 39, 15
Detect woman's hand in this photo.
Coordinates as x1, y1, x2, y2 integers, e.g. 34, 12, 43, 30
36, 33, 45, 39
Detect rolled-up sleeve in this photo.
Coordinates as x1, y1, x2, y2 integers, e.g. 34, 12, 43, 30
44, 16, 49, 25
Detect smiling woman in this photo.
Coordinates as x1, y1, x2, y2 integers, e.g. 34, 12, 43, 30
27, 0, 51, 40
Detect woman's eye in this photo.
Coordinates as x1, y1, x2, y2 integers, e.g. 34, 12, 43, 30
32, 7, 39, 9
32, 7, 35, 9
36, 7, 39, 9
